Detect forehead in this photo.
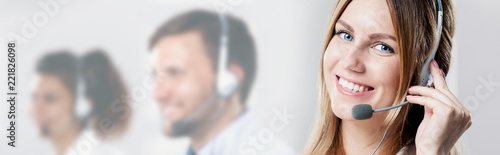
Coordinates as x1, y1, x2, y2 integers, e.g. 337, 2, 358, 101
34, 74, 70, 92
338, 0, 394, 36
151, 31, 210, 65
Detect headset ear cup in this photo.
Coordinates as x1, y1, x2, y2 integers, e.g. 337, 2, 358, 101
74, 74, 91, 120
74, 97, 91, 120
215, 13, 239, 98
216, 70, 239, 98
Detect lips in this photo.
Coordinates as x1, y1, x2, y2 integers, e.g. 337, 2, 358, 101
336, 75, 374, 94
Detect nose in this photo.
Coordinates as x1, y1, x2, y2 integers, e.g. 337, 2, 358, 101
340, 46, 365, 73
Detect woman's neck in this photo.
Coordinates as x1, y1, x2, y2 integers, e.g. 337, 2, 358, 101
341, 118, 388, 155
51, 123, 82, 155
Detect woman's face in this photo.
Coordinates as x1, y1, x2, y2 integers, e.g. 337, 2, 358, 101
323, 0, 400, 121
31, 74, 76, 139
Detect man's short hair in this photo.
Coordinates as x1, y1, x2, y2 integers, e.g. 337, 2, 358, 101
149, 10, 257, 104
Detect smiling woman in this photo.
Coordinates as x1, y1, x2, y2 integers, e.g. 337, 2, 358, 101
304, 0, 470, 154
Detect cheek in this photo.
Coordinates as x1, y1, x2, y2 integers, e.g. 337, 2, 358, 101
177, 81, 195, 96
177, 79, 206, 99
323, 44, 342, 91
379, 61, 400, 91
386, 65, 400, 98
176, 78, 211, 111
323, 41, 343, 72
370, 59, 401, 108
323, 45, 353, 119
49, 100, 74, 126
30, 103, 46, 128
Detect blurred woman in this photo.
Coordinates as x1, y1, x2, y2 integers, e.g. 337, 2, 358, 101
31, 50, 131, 155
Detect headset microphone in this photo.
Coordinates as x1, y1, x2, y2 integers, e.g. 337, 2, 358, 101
351, 0, 443, 121
352, 101, 410, 120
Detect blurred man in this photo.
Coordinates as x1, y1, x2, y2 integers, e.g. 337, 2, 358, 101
148, 10, 294, 155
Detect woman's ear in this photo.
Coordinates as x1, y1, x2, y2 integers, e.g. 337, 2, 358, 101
228, 63, 245, 83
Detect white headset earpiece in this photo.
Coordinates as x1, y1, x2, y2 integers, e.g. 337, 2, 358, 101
215, 13, 239, 98
74, 63, 91, 120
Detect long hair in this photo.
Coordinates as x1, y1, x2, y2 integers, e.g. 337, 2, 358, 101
82, 50, 131, 140
36, 50, 131, 140
303, 0, 456, 154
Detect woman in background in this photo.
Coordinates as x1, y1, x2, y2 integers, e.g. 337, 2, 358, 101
31, 50, 131, 155
304, 0, 470, 154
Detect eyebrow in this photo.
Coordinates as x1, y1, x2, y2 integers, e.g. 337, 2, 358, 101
337, 19, 397, 42
337, 20, 354, 33
369, 33, 396, 42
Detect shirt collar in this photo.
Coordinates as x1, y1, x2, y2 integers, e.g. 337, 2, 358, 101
189, 110, 254, 155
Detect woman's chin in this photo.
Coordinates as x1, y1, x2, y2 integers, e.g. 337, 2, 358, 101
333, 112, 357, 121
331, 104, 356, 120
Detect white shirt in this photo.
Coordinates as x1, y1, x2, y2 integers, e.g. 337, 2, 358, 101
188, 111, 296, 155
48, 129, 125, 155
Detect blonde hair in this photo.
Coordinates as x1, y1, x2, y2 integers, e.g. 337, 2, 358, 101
303, 0, 457, 154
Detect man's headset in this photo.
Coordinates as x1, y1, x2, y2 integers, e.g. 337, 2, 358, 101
170, 12, 240, 135
215, 13, 239, 98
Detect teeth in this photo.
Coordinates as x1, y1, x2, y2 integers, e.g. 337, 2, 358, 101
338, 77, 372, 93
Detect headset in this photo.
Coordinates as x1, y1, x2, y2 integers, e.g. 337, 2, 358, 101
350, 0, 444, 154
215, 13, 240, 98
74, 60, 91, 121
171, 12, 240, 135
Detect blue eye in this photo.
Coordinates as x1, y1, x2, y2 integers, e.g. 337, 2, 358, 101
336, 31, 353, 41
374, 44, 394, 53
